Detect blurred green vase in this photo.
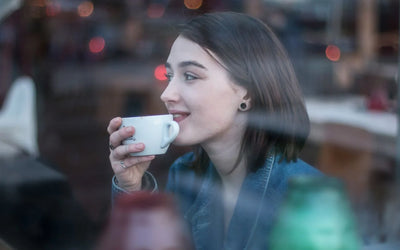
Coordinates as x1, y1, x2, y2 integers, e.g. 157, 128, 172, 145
269, 176, 361, 250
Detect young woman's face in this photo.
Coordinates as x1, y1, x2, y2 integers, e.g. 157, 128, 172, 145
160, 36, 248, 147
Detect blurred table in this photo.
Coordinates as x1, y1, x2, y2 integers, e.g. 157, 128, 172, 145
305, 95, 397, 158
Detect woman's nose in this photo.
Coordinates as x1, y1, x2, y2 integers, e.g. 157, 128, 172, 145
160, 81, 179, 103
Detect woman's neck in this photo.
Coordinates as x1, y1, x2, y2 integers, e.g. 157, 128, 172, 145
202, 136, 248, 234
202, 135, 247, 183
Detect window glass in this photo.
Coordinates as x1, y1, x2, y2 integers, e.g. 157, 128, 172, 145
0, 0, 398, 249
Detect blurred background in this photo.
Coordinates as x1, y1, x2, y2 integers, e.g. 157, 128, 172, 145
0, 0, 398, 249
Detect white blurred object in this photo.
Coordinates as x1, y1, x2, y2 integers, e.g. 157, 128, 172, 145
0, 0, 21, 22
0, 76, 39, 157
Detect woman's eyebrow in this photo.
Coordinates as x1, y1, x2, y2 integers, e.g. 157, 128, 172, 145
179, 61, 207, 70
164, 61, 207, 70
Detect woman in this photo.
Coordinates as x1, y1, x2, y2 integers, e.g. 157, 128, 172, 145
108, 12, 321, 249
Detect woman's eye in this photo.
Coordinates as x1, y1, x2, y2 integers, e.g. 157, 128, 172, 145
165, 73, 173, 81
184, 73, 198, 81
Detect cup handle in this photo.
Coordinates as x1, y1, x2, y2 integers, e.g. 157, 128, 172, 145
160, 121, 180, 148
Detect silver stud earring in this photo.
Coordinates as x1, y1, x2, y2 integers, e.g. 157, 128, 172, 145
239, 102, 247, 111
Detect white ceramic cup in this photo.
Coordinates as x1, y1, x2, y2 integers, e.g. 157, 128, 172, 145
120, 114, 179, 156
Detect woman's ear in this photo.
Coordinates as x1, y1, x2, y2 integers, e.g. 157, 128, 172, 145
232, 83, 251, 111
238, 91, 251, 111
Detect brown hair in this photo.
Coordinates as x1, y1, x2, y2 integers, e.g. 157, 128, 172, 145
179, 12, 310, 172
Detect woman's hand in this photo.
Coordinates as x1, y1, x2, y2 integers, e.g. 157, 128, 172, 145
107, 117, 155, 192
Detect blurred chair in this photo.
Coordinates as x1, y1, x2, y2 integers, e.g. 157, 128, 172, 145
316, 122, 374, 202
0, 77, 97, 249
0, 76, 39, 157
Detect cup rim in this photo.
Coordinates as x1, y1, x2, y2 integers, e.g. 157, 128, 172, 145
122, 114, 172, 120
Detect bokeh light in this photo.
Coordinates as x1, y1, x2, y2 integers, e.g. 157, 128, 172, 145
46, 2, 61, 16
78, 1, 94, 18
184, 0, 203, 10
154, 64, 167, 81
89, 37, 105, 54
147, 4, 165, 18
325, 45, 341, 62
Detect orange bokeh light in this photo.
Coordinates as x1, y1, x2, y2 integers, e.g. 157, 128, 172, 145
184, 0, 203, 10
78, 1, 94, 18
154, 64, 167, 81
89, 37, 105, 54
325, 45, 341, 62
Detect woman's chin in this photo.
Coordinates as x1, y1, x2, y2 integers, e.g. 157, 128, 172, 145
172, 140, 188, 147
172, 135, 194, 147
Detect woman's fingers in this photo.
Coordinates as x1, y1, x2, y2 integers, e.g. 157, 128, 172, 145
124, 155, 155, 168
108, 117, 125, 150
107, 117, 122, 135
111, 143, 145, 159
111, 154, 155, 174
114, 156, 154, 191
107, 117, 155, 191
109, 126, 135, 150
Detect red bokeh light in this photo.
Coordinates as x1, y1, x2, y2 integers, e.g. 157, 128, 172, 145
89, 37, 105, 54
46, 2, 61, 16
325, 45, 341, 62
154, 64, 167, 81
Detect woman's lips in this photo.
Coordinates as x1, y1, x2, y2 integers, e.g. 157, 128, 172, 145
172, 113, 189, 123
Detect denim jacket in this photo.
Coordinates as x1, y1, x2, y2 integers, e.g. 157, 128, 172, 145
111, 150, 322, 250
165, 151, 322, 250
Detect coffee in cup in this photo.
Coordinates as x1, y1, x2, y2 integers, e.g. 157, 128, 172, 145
120, 114, 179, 156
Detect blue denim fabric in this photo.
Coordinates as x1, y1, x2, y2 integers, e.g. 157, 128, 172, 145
166, 151, 323, 250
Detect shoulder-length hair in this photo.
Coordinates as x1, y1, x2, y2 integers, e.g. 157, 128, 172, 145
179, 12, 310, 173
